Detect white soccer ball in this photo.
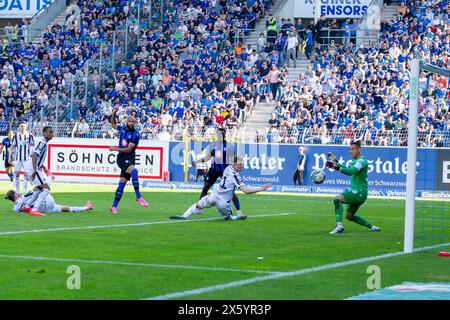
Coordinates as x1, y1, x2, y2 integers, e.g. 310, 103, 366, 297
310, 169, 326, 184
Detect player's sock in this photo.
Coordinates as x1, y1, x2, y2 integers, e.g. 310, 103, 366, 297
200, 184, 210, 199
232, 194, 240, 211
334, 199, 343, 223
130, 168, 142, 199
182, 203, 201, 218
112, 182, 126, 207
225, 214, 247, 220
7, 172, 13, 182
32, 189, 49, 211
15, 176, 20, 193
23, 178, 29, 194
351, 215, 373, 229
70, 207, 89, 212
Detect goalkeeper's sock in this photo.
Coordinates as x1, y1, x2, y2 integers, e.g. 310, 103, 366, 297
351, 215, 373, 229
130, 168, 142, 199
182, 203, 201, 218
334, 199, 343, 223
112, 182, 126, 208
7, 172, 14, 182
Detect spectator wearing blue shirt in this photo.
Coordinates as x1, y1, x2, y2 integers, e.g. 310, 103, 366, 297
305, 29, 313, 60
117, 61, 130, 75
342, 19, 351, 45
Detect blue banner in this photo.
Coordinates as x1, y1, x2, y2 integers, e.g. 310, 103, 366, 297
167, 142, 438, 195
0, 0, 52, 18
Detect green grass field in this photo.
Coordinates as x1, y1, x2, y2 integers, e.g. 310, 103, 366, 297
0, 182, 448, 300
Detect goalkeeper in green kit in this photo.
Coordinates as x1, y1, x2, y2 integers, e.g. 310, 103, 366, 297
326, 141, 380, 235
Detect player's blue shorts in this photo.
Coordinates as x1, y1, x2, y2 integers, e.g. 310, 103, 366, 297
117, 156, 135, 180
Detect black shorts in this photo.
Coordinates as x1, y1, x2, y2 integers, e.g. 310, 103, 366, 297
204, 167, 225, 185
117, 156, 135, 180
4, 159, 12, 169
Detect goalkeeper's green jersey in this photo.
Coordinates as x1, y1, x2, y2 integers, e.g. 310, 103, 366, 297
338, 156, 369, 193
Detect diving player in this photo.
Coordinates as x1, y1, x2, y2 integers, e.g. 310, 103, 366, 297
170, 156, 271, 220
192, 128, 244, 216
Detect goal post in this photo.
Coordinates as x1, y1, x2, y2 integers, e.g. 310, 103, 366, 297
404, 59, 450, 253
404, 59, 420, 254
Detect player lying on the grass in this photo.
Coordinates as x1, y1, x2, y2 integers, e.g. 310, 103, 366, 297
326, 141, 380, 234
9, 164, 92, 215
5, 189, 93, 215
1, 130, 14, 187
191, 127, 243, 216
170, 156, 271, 220
108, 106, 148, 214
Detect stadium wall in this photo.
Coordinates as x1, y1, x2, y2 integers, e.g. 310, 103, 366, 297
1, 138, 169, 183
1, 139, 449, 196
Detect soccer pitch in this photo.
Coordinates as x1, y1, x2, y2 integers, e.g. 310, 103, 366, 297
0, 182, 448, 300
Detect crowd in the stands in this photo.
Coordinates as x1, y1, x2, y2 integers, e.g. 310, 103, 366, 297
0, 0, 448, 147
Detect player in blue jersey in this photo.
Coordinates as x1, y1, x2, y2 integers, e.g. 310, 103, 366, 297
192, 128, 243, 216
1, 130, 15, 187
108, 106, 149, 214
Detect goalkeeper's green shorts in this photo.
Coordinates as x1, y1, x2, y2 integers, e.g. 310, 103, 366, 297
342, 190, 367, 215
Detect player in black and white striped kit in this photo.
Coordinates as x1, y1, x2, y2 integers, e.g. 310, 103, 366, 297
5, 177, 93, 214
23, 126, 54, 216
170, 157, 271, 220
12, 122, 35, 194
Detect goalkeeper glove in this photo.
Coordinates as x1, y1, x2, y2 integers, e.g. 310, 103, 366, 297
327, 152, 339, 165
325, 160, 340, 171
326, 152, 340, 170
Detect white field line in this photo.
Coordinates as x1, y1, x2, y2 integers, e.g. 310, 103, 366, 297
145, 242, 450, 300
245, 195, 401, 206
0, 255, 280, 275
0, 212, 297, 236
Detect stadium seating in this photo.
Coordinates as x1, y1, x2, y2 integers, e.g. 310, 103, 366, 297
0, 0, 448, 147
263, 0, 449, 147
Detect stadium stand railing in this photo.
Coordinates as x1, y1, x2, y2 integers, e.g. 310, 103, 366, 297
0, 27, 43, 45
229, 27, 380, 48
24, 121, 449, 148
